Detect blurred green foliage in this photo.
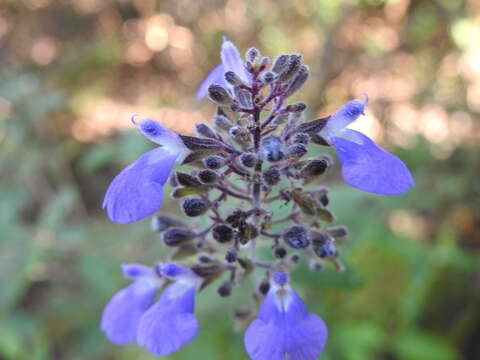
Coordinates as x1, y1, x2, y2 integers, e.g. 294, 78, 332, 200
0, 0, 479, 359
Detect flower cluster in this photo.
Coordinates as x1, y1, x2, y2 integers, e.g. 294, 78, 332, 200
101, 37, 414, 359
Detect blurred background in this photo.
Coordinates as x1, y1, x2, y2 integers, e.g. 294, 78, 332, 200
1, 0, 479, 359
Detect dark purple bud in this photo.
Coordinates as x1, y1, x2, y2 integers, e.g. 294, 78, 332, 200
229, 126, 251, 143
273, 246, 287, 259
195, 122, 217, 139
225, 248, 237, 263
258, 279, 270, 295
262, 136, 284, 162
259, 56, 270, 70
225, 71, 244, 86
284, 64, 309, 98
300, 157, 331, 179
234, 86, 253, 109
198, 254, 214, 263
314, 238, 338, 258
162, 227, 196, 246
289, 253, 300, 263
218, 281, 233, 297
278, 54, 303, 82
175, 171, 203, 188
287, 143, 308, 159
226, 210, 247, 228
212, 224, 234, 243
310, 133, 330, 146
198, 169, 218, 184
180, 135, 222, 152
261, 71, 276, 84
272, 54, 289, 73
203, 155, 226, 170
282, 225, 310, 249
326, 226, 349, 239
294, 116, 329, 135
240, 152, 258, 168
208, 84, 233, 105
292, 132, 310, 145
246, 47, 260, 63
182, 198, 211, 217
286, 102, 307, 113
263, 167, 281, 186
213, 115, 233, 131
310, 260, 324, 272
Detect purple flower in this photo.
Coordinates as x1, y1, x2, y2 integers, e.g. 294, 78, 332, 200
197, 36, 250, 99
244, 271, 328, 360
320, 96, 415, 195
103, 117, 189, 224
136, 263, 203, 356
100, 264, 162, 345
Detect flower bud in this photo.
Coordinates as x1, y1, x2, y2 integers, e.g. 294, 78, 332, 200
234, 86, 253, 109
292, 132, 310, 145
162, 227, 196, 246
262, 167, 281, 186
259, 56, 270, 70
180, 135, 222, 152
225, 71, 244, 86
287, 143, 307, 159
272, 54, 289, 73
273, 246, 287, 258
198, 254, 214, 263
284, 64, 309, 98
203, 155, 226, 170
213, 115, 233, 131
309, 260, 324, 272
326, 226, 349, 239
208, 84, 233, 106
212, 224, 234, 243
278, 54, 303, 83
195, 122, 217, 139
289, 253, 300, 263
198, 169, 218, 184
175, 171, 203, 188
151, 215, 183, 232
282, 225, 310, 249
258, 279, 270, 295
300, 157, 331, 180
182, 198, 211, 217
262, 136, 284, 162
229, 126, 251, 143
313, 238, 338, 258
246, 47, 260, 63
225, 248, 237, 263
218, 281, 233, 297
261, 71, 276, 84
285, 102, 307, 113
240, 152, 258, 168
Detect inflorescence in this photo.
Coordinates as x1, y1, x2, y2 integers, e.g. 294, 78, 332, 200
100, 37, 415, 360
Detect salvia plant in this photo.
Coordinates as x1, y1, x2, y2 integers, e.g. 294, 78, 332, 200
100, 37, 415, 359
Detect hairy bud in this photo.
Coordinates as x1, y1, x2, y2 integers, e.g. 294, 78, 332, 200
163, 227, 196, 246
208, 84, 233, 106
234, 86, 253, 109
261, 71, 276, 84
225, 248, 237, 263
273, 246, 287, 259
282, 225, 310, 249
175, 171, 203, 188
285, 64, 309, 98
218, 281, 233, 297
262, 167, 281, 186
272, 54, 289, 73
195, 123, 217, 139
240, 152, 258, 168
287, 143, 308, 159
262, 136, 284, 162
292, 132, 310, 145
203, 155, 226, 170
326, 226, 349, 239
198, 169, 218, 184
300, 157, 331, 180
246, 47, 260, 63
212, 224, 234, 243
182, 198, 211, 217
258, 279, 270, 295
225, 71, 244, 86
278, 54, 303, 83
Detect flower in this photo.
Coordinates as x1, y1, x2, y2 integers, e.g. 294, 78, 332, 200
320, 96, 415, 195
136, 263, 203, 356
244, 271, 328, 360
100, 264, 163, 345
102, 117, 190, 224
197, 36, 250, 99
